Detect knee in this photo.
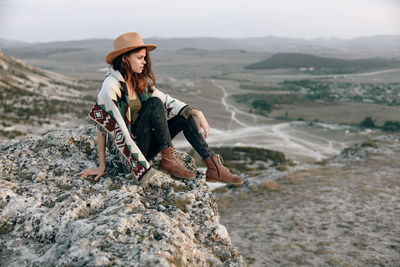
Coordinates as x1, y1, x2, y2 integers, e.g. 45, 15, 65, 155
144, 97, 166, 117
146, 97, 164, 108
142, 97, 164, 114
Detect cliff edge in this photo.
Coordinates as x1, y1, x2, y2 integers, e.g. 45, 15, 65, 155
0, 126, 245, 266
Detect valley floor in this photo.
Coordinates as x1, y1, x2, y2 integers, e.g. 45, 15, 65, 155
215, 134, 400, 266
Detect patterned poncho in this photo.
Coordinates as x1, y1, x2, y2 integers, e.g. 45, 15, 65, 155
88, 68, 187, 180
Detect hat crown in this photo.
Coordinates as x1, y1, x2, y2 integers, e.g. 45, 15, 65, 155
114, 32, 145, 50
105, 32, 156, 64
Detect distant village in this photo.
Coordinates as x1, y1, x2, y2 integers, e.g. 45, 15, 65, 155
299, 66, 315, 72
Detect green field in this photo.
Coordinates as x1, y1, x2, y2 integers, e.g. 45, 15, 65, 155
246, 53, 400, 74
4, 46, 400, 129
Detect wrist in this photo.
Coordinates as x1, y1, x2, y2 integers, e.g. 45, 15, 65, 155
190, 108, 199, 115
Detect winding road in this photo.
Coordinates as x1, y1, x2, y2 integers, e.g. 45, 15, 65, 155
200, 80, 360, 162
174, 78, 374, 162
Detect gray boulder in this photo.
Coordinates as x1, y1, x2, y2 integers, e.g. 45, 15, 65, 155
0, 126, 245, 266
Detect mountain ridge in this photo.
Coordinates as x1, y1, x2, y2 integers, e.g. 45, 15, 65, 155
2, 35, 399, 56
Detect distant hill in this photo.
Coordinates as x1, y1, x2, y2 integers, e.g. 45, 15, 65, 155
311, 35, 400, 54
0, 38, 29, 47
0, 50, 92, 139
1, 38, 112, 58
2, 35, 399, 58
245, 53, 400, 74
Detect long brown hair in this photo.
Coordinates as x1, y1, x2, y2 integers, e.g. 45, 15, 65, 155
112, 47, 156, 95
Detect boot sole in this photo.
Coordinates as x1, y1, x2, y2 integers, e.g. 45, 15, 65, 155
206, 179, 243, 185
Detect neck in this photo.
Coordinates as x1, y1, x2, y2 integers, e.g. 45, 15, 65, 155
126, 81, 138, 99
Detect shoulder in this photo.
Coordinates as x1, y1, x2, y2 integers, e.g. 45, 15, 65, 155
102, 68, 125, 88
98, 75, 122, 99
102, 75, 120, 88
151, 85, 164, 95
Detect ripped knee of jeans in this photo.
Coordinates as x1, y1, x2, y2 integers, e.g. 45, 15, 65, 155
179, 106, 193, 120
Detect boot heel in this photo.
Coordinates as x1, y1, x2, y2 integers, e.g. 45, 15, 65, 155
204, 154, 244, 185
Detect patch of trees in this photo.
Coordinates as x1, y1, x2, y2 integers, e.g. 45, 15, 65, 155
245, 53, 400, 74
360, 117, 400, 132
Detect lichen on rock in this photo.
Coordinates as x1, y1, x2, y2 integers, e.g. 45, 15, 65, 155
0, 126, 245, 266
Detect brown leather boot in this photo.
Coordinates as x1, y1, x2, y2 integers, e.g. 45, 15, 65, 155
204, 154, 243, 185
160, 146, 196, 179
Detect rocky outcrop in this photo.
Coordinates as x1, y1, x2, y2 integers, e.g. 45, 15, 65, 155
0, 126, 245, 266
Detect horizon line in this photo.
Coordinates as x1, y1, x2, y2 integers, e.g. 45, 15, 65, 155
1, 34, 400, 44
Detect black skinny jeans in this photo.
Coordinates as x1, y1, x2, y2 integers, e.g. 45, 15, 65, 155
131, 97, 214, 161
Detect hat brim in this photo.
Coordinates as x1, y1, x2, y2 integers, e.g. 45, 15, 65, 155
106, 44, 157, 64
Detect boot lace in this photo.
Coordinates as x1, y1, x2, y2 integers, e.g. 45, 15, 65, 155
215, 154, 228, 172
215, 154, 224, 165
170, 147, 178, 159
171, 147, 190, 169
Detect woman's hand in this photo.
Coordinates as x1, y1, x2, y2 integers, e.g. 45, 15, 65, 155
190, 109, 210, 139
79, 130, 107, 181
79, 166, 105, 181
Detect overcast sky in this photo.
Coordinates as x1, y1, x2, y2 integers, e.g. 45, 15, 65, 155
1, 0, 399, 43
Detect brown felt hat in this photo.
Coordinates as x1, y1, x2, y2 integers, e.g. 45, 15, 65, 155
106, 32, 157, 64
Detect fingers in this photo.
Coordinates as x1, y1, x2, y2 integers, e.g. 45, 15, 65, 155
195, 115, 209, 139
199, 123, 209, 138
204, 124, 209, 139
194, 118, 201, 133
79, 169, 96, 178
79, 169, 93, 177
200, 117, 209, 139
204, 123, 209, 138
79, 168, 103, 182
192, 112, 202, 133
196, 120, 201, 134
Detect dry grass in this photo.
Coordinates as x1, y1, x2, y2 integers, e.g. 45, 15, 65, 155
261, 180, 283, 192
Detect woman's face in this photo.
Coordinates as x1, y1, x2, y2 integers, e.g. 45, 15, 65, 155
125, 48, 147, 74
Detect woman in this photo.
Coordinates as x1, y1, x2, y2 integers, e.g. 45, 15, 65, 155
79, 32, 242, 185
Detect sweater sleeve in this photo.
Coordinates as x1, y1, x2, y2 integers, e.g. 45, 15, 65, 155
96, 76, 150, 171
